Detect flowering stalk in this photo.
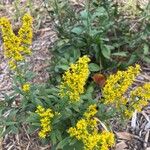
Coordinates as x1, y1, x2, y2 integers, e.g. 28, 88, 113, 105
0, 13, 32, 70
124, 83, 150, 118
68, 104, 115, 150
59, 55, 90, 102
36, 105, 54, 138
0, 13, 33, 93
103, 64, 140, 107
102, 64, 150, 118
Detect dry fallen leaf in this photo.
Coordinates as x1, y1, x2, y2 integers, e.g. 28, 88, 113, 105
142, 111, 150, 122
115, 141, 128, 150
131, 110, 137, 129
144, 130, 150, 148
115, 132, 133, 140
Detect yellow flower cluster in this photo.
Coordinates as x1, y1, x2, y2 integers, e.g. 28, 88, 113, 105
103, 64, 140, 107
18, 13, 33, 54
68, 104, 115, 150
125, 83, 150, 118
103, 64, 150, 118
0, 13, 33, 70
59, 55, 90, 102
22, 83, 30, 92
36, 105, 54, 138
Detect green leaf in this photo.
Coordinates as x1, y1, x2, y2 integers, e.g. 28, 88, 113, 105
101, 45, 111, 59
143, 56, 150, 63
25, 71, 36, 80
13, 86, 23, 95
26, 112, 39, 123
86, 85, 94, 94
11, 125, 19, 134
80, 10, 88, 19
127, 54, 138, 66
143, 43, 149, 55
71, 27, 84, 35
2, 126, 11, 136
27, 125, 39, 134
73, 49, 81, 61
89, 63, 100, 72
0, 126, 4, 138
92, 7, 107, 20
50, 132, 57, 145
55, 65, 69, 71
35, 98, 44, 106
63, 140, 83, 150
56, 137, 71, 149
55, 129, 62, 141
121, 54, 138, 68
112, 52, 127, 57
4, 121, 17, 125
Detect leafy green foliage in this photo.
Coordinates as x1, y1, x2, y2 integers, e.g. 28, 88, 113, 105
46, 0, 150, 83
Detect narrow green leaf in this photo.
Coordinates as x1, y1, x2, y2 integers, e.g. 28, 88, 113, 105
71, 27, 84, 35
112, 52, 127, 57
143, 56, 150, 63
101, 45, 111, 59
56, 137, 71, 149
143, 43, 149, 55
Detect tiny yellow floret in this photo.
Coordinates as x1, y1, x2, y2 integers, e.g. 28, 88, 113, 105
22, 83, 30, 92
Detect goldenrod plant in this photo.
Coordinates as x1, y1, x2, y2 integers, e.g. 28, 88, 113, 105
0, 13, 37, 136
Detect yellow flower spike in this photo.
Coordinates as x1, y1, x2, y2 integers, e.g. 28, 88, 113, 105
18, 13, 33, 46
124, 83, 150, 118
36, 106, 54, 139
22, 83, 30, 92
0, 13, 33, 71
59, 55, 90, 102
102, 64, 150, 119
68, 104, 115, 150
102, 64, 140, 106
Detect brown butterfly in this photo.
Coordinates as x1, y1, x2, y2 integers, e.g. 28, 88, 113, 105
92, 73, 106, 87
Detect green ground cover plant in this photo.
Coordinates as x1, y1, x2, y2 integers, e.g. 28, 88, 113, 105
45, 0, 150, 83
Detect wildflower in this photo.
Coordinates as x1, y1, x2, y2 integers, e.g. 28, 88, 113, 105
68, 104, 115, 150
18, 13, 33, 54
59, 55, 90, 102
102, 64, 140, 107
84, 104, 97, 120
36, 105, 54, 138
22, 83, 30, 92
124, 83, 150, 118
0, 13, 33, 70
103, 64, 150, 118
